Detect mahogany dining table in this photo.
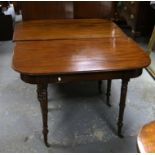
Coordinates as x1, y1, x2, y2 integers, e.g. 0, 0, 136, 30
12, 19, 150, 146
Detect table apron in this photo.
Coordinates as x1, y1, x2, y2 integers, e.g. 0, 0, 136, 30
20, 69, 142, 84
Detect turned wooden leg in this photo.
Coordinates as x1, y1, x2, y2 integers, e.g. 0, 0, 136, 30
37, 83, 50, 147
117, 78, 129, 138
98, 80, 102, 94
106, 80, 112, 107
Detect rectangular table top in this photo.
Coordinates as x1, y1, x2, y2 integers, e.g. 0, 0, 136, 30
13, 19, 126, 41
12, 38, 150, 75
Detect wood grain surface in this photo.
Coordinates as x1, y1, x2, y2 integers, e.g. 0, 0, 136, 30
15, 1, 74, 20
137, 121, 155, 153
74, 1, 114, 19
13, 19, 126, 41
12, 38, 150, 75
12, 19, 151, 146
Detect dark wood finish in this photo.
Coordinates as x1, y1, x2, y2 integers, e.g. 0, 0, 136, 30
20, 69, 142, 147
13, 19, 126, 41
117, 78, 129, 137
20, 69, 142, 85
15, 1, 73, 20
37, 84, 49, 147
12, 38, 150, 75
12, 19, 150, 146
106, 80, 112, 107
115, 1, 155, 37
13, 1, 114, 20
137, 121, 155, 153
74, 1, 114, 19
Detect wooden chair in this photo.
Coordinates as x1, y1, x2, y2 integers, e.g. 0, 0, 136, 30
137, 121, 155, 153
